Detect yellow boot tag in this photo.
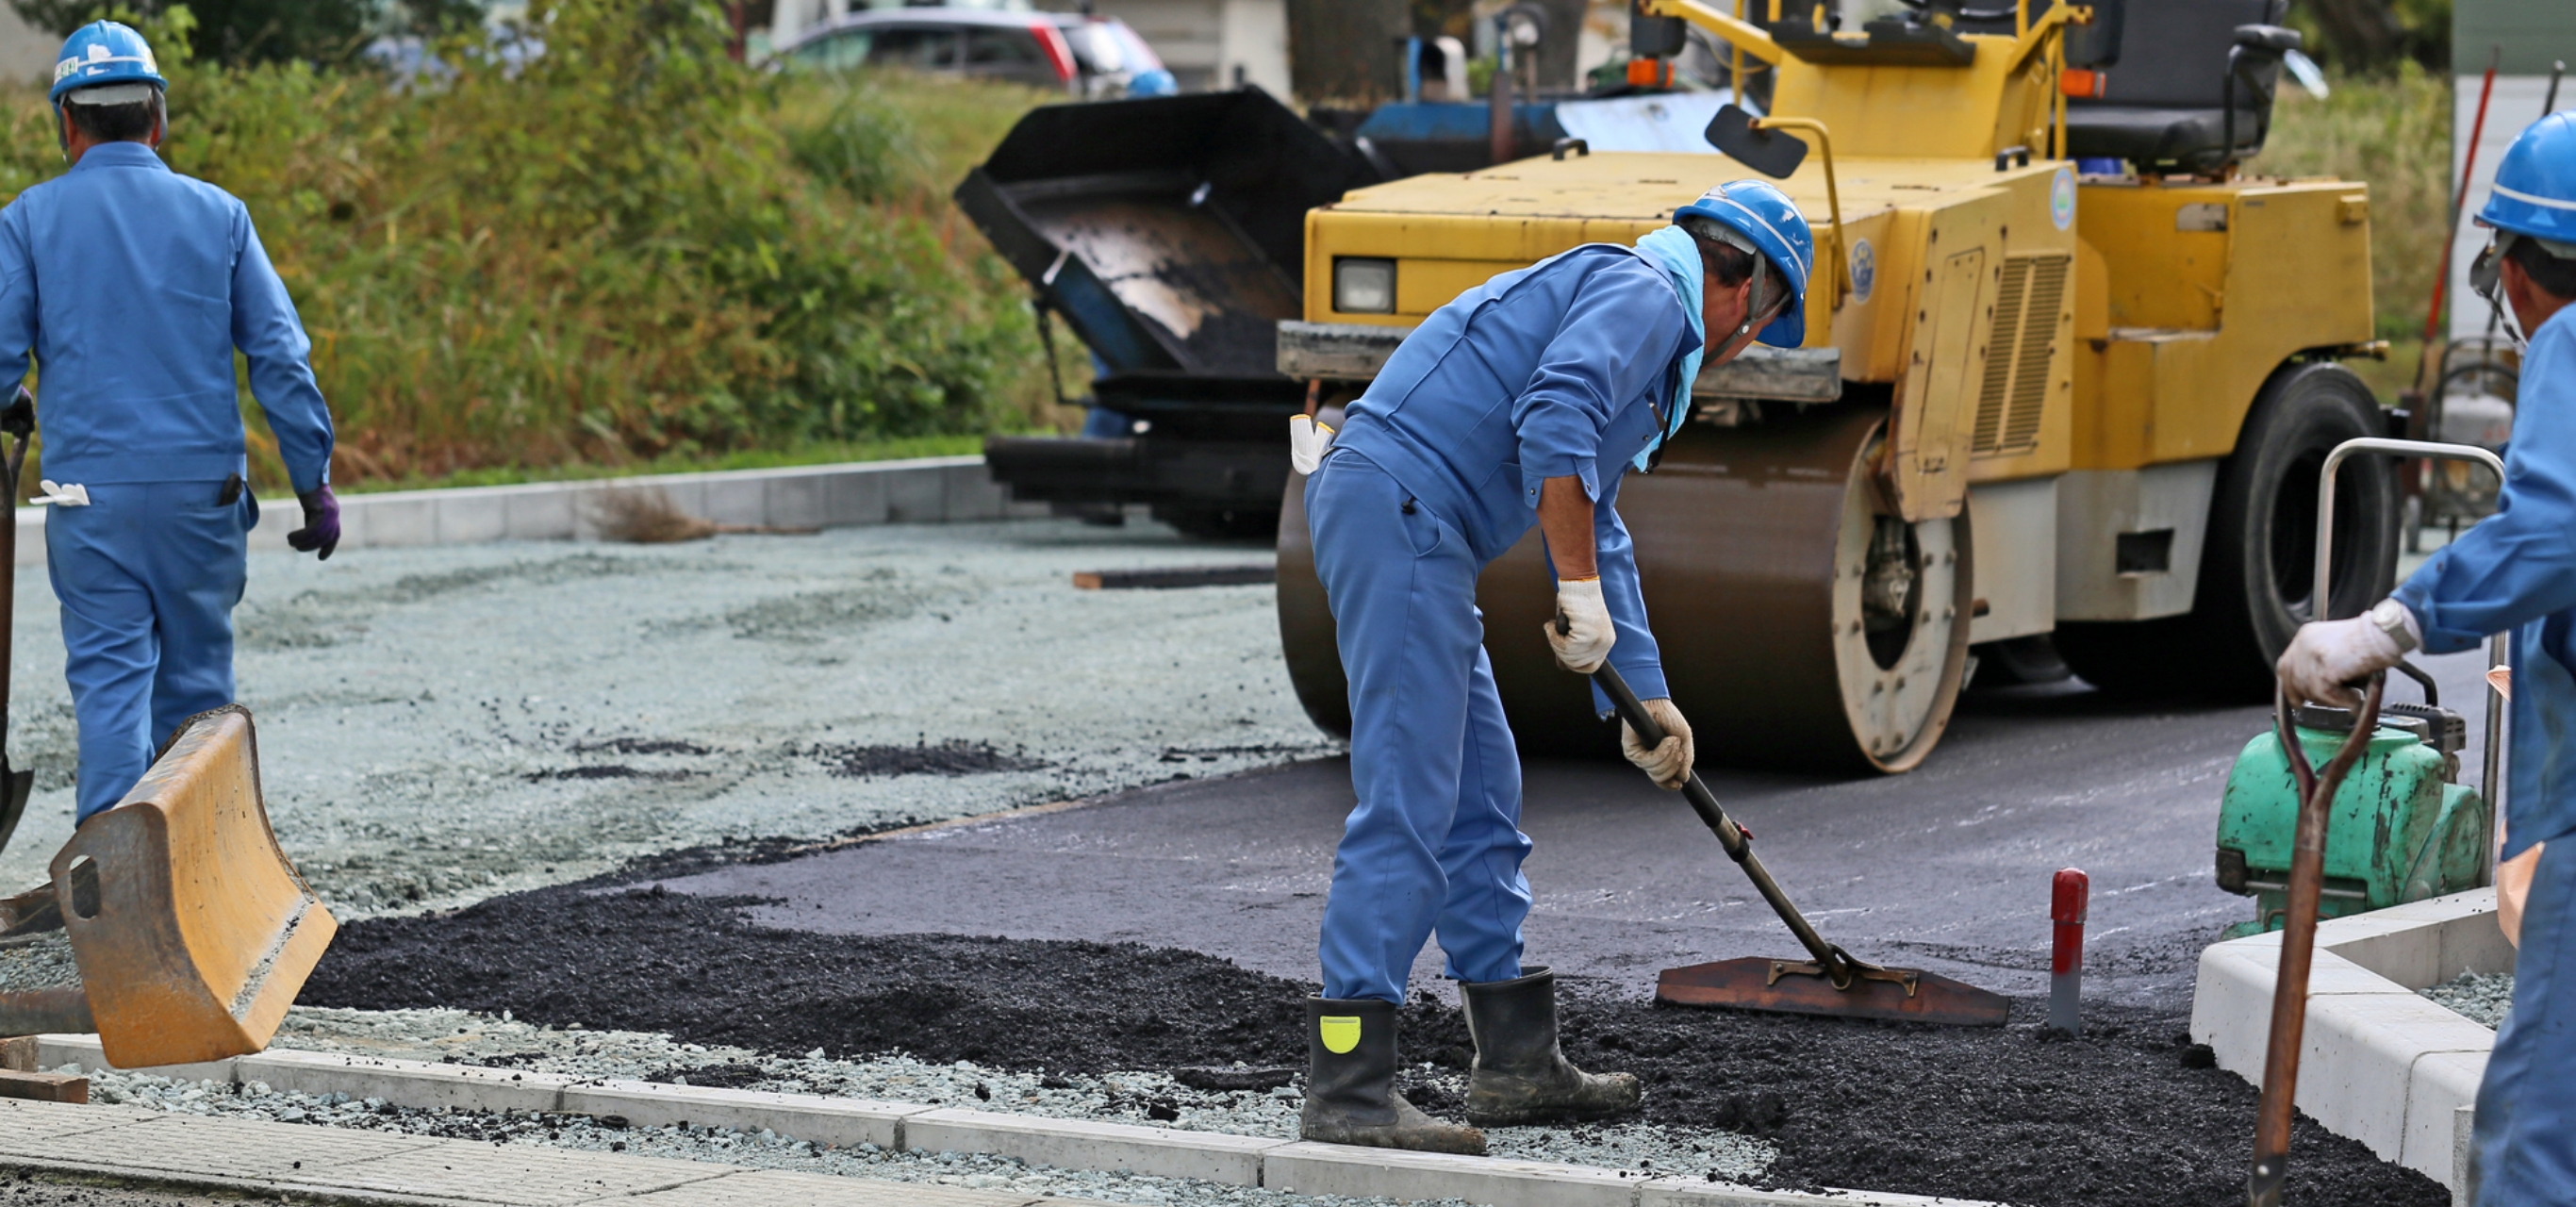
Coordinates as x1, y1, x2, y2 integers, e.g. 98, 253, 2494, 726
1318, 1015, 1362, 1054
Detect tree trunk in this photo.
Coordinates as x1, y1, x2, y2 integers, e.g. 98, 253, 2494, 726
2299, 0, 2403, 71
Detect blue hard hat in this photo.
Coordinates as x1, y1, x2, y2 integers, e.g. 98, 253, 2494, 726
1127, 68, 1177, 97
49, 22, 165, 106
1672, 179, 1813, 348
2480, 112, 2576, 246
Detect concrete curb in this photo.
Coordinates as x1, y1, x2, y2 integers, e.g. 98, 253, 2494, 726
32, 1035, 1992, 1207
2189, 888, 2511, 1203
11, 455, 1049, 565
0, 1096, 1074, 1206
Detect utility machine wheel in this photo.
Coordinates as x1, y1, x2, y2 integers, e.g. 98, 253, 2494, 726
1277, 406, 1975, 773
2056, 362, 2398, 699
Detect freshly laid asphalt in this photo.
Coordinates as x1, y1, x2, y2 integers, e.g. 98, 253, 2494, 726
657, 645, 2502, 1010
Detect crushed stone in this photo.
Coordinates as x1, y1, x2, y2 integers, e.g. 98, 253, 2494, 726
2420, 971, 2513, 1029
74, 1056, 1474, 1207
297, 882, 2444, 1206
0, 932, 77, 991
0, 521, 1334, 917
265, 1001, 1770, 1181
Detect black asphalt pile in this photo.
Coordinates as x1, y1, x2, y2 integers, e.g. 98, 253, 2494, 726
815, 740, 1049, 779
301, 883, 2446, 1207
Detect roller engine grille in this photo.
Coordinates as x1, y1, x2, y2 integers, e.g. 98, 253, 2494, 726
1971, 253, 2070, 456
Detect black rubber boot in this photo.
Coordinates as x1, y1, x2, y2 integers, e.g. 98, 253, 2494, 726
1299, 996, 1486, 1154
1461, 967, 1642, 1126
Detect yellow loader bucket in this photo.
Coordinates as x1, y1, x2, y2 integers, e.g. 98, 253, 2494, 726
51, 705, 336, 1068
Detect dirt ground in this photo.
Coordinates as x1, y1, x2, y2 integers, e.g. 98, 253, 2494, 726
300, 872, 2449, 1207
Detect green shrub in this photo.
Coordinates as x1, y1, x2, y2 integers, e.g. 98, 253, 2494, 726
0, 2, 1066, 488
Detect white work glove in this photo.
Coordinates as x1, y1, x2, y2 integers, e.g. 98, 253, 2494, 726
1545, 577, 1616, 673
1621, 697, 1694, 790
2276, 599, 2420, 708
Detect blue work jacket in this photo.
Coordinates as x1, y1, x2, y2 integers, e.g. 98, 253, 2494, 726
0, 142, 333, 493
1331, 243, 1698, 703
2394, 305, 2576, 856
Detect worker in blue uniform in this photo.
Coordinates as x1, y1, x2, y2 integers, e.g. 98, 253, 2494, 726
1297, 181, 1814, 1153
2276, 112, 2576, 1205
0, 22, 339, 824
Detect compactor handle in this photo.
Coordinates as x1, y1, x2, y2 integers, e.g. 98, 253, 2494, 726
2316, 437, 2509, 847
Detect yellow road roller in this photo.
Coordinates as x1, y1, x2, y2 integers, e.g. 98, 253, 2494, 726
1274, 0, 2392, 771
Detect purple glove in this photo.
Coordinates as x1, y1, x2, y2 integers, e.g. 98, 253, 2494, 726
288, 485, 340, 560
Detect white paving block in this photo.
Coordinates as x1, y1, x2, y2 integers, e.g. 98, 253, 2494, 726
234, 1049, 570, 1114
905, 1108, 1282, 1185
625, 1167, 1051, 1206
321, 1135, 729, 1204
1260, 1140, 1643, 1207
35, 1033, 236, 1084
2454, 1104, 2476, 1207
559, 1079, 922, 1149
0, 1112, 442, 1177
0, 1096, 162, 1141
2193, 891, 2512, 1201
2404, 1050, 2488, 1183
2304, 992, 2496, 1156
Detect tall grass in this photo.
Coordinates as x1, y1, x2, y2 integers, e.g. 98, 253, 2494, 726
0, 4, 1071, 492
2259, 62, 2452, 346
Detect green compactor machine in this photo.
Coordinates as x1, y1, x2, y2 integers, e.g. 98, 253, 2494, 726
2214, 671, 2489, 937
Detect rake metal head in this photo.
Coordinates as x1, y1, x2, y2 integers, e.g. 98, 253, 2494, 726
1657, 956, 2010, 1027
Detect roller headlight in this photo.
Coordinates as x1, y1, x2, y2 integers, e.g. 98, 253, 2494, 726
1333, 257, 1396, 314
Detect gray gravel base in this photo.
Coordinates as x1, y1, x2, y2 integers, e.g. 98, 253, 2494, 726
71, 1060, 1471, 1207
0, 932, 77, 991
261, 1005, 1774, 1182
0, 521, 1329, 917
2419, 971, 2513, 1030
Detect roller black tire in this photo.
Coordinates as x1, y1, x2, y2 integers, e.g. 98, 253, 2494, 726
2056, 361, 2398, 699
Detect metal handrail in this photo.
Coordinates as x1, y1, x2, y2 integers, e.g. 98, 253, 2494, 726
2315, 437, 2509, 882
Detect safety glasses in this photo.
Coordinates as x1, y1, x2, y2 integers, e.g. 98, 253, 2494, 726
2471, 232, 2509, 313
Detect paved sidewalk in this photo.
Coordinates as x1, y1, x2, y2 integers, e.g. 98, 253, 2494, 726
0, 1097, 1107, 1207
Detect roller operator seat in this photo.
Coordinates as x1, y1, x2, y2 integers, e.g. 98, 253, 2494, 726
2059, 0, 2294, 173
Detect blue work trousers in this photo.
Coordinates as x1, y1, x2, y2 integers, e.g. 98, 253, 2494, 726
1308, 451, 1532, 1003
46, 481, 252, 820
2478, 838, 2576, 1203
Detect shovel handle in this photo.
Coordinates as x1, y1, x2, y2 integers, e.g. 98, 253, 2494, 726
1589, 658, 1854, 984
2247, 674, 2385, 1207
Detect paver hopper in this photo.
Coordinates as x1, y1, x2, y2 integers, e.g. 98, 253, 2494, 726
47, 704, 336, 1068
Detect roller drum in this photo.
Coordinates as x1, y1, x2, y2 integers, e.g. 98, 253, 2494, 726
1278, 405, 1973, 773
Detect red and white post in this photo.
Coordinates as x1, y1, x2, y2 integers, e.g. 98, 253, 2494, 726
2050, 868, 2089, 1033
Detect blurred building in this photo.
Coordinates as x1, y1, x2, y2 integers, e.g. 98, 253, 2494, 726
2450, 0, 2576, 339
0, 5, 54, 85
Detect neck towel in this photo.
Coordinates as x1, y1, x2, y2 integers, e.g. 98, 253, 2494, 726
1628, 225, 1704, 471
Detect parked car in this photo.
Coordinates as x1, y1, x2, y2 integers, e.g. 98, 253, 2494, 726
777, 8, 1173, 97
